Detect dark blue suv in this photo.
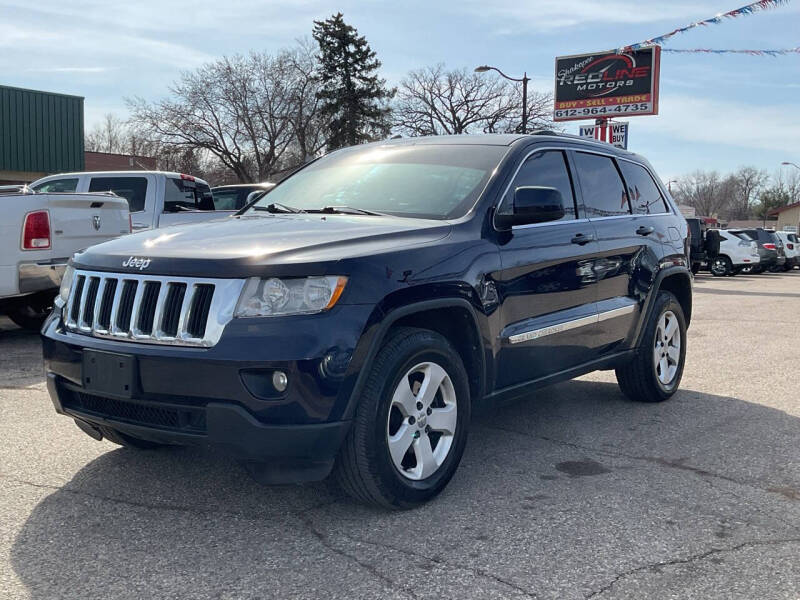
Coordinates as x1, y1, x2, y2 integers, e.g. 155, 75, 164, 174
42, 133, 691, 508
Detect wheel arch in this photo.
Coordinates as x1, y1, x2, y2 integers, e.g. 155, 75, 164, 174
340, 298, 488, 421
632, 266, 692, 348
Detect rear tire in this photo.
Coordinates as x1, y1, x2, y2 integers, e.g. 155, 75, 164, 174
334, 327, 470, 509
616, 291, 686, 403
710, 256, 731, 277
7, 298, 52, 331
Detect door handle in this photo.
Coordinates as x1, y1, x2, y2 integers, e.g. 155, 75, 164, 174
132, 224, 149, 230
571, 233, 594, 245
636, 225, 655, 236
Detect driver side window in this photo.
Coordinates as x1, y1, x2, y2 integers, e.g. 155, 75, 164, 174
499, 150, 576, 221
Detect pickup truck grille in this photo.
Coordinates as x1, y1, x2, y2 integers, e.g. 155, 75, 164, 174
63, 269, 245, 347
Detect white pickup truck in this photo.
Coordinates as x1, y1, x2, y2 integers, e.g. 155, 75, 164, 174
0, 188, 130, 329
30, 171, 228, 232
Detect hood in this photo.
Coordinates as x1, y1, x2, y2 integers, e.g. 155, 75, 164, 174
73, 213, 451, 277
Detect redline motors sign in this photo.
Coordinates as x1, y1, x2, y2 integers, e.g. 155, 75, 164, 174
579, 121, 629, 149
554, 47, 660, 122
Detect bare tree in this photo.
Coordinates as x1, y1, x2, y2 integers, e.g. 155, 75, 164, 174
673, 171, 730, 217
85, 113, 127, 153
392, 64, 553, 137
725, 167, 769, 220
127, 44, 327, 183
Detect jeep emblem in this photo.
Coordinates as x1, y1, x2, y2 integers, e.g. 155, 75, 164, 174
122, 256, 151, 270
92, 215, 101, 231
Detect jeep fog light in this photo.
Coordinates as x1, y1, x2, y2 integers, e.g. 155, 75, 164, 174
234, 276, 347, 317
272, 371, 288, 392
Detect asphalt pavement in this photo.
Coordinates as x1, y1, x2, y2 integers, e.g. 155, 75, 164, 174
1, 271, 799, 599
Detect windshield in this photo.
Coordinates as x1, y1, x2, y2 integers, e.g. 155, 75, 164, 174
247, 144, 507, 219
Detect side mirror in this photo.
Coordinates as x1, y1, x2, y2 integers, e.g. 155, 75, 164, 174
496, 186, 565, 230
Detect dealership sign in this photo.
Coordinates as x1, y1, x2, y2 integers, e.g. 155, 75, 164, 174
554, 47, 660, 122
579, 121, 629, 149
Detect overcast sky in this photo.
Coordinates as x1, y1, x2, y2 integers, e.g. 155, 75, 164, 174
2, 0, 798, 179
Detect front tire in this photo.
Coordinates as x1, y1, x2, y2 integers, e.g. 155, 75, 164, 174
616, 291, 686, 403
335, 327, 470, 509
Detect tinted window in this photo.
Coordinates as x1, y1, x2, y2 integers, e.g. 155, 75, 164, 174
498, 150, 575, 221
248, 145, 507, 219
618, 161, 668, 214
88, 177, 147, 212
165, 178, 215, 212
574, 152, 630, 218
789, 234, 798, 243
210, 189, 244, 211
33, 178, 79, 193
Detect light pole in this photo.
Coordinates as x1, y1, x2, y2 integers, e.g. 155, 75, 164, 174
475, 65, 530, 134
781, 161, 800, 171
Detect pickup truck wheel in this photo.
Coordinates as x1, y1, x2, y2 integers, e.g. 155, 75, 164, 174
615, 291, 686, 403
710, 256, 731, 277
98, 425, 165, 449
335, 327, 470, 509
7, 299, 52, 331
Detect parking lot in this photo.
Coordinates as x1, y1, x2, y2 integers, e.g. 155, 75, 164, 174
1, 272, 799, 599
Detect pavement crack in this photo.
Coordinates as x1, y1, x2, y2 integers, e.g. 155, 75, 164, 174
295, 512, 420, 600
584, 537, 800, 599
484, 424, 800, 514
327, 528, 539, 599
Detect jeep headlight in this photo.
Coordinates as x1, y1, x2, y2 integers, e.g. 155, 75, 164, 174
56, 264, 75, 308
234, 276, 347, 317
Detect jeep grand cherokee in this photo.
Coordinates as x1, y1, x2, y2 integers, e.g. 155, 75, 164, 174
42, 133, 691, 509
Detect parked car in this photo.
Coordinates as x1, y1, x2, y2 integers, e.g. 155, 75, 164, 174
704, 229, 760, 276
728, 228, 785, 273
211, 183, 275, 211
30, 171, 225, 232
42, 133, 691, 508
772, 231, 799, 270
686, 217, 707, 274
1, 188, 129, 329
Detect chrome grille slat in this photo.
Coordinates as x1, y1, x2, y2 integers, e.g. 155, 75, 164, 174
62, 269, 244, 348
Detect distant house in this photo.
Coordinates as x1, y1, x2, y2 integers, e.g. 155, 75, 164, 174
769, 202, 800, 233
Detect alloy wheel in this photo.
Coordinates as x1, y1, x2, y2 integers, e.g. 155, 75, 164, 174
386, 361, 457, 480
653, 310, 681, 386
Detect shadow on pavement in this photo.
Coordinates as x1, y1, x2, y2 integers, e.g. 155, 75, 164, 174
10, 380, 800, 598
0, 317, 44, 389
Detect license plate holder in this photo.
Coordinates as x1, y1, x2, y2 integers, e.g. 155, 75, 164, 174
82, 350, 137, 398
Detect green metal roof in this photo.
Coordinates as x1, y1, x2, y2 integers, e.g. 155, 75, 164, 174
0, 85, 85, 173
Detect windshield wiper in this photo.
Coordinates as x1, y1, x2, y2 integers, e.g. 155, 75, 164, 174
252, 202, 305, 214
312, 205, 388, 216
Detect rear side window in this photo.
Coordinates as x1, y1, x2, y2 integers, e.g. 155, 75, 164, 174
574, 152, 630, 218
618, 161, 669, 214
789, 234, 798, 243
32, 178, 79, 193
499, 150, 576, 221
211, 188, 251, 211
165, 178, 215, 212
88, 177, 147, 212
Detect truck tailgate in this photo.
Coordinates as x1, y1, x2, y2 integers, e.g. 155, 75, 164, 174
49, 194, 130, 257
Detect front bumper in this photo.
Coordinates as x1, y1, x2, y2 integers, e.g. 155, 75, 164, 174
42, 303, 376, 481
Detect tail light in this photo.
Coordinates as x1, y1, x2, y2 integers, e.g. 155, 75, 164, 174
763, 243, 776, 250
22, 210, 51, 250
787, 243, 794, 250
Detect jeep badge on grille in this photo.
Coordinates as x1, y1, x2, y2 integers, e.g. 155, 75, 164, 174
122, 256, 151, 270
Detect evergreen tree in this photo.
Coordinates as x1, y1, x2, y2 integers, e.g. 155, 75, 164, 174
312, 13, 394, 149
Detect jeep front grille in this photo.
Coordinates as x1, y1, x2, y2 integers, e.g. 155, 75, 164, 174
63, 269, 245, 347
